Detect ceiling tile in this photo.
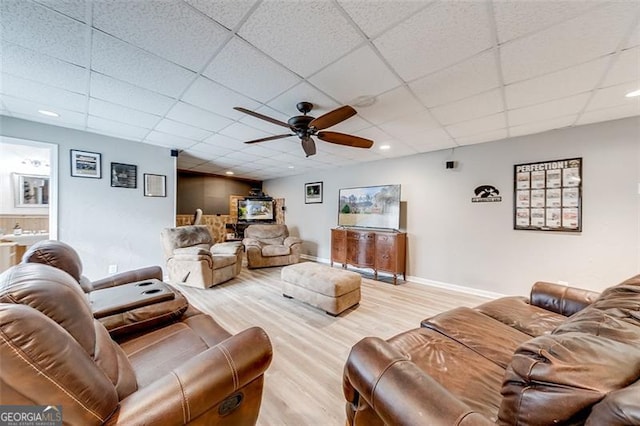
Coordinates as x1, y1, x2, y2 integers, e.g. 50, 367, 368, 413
87, 115, 149, 140
253, 156, 289, 167
176, 155, 206, 168
509, 115, 577, 138
93, 1, 228, 71
89, 98, 160, 128
1, 42, 87, 93
493, 1, 602, 44
184, 142, 235, 159
601, 47, 640, 87
91, 31, 196, 98
225, 150, 262, 162
308, 45, 401, 104
267, 82, 340, 117
501, 3, 640, 83
445, 112, 506, 138
2, 95, 86, 127
184, 0, 258, 30
374, 1, 493, 81
211, 156, 245, 167
625, 20, 640, 49
576, 103, 640, 126
238, 1, 363, 77
260, 138, 301, 153
508, 93, 590, 126
379, 110, 442, 140
203, 133, 244, 150
409, 51, 500, 107
455, 128, 508, 146
203, 37, 300, 102
431, 89, 504, 126
89, 73, 175, 116
337, 0, 427, 39
154, 118, 212, 141
330, 115, 371, 134
144, 130, 198, 149
505, 57, 609, 110
356, 86, 424, 126
181, 76, 260, 119
1, 73, 87, 112
2, 0, 87, 66
219, 122, 272, 142
34, 0, 87, 22
587, 81, 640, 111
241, 144, 283, 158
166, 102, 234, 132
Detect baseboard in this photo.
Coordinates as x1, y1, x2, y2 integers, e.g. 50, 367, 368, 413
299, 254, 504, 299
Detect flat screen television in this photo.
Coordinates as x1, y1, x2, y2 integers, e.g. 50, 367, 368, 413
338, 184, 401, 230
238, 198, 275, 222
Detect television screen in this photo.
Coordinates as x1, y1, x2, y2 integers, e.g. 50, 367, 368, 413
238, 199, 274, 222
338, 184, 401, 229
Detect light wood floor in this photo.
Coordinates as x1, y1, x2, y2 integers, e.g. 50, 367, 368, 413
175, 262, 491, 426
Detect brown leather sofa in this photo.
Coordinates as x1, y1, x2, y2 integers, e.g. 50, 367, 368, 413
0, 262, 273, 425
243, 224, 302, 269
343, 276, 640, 425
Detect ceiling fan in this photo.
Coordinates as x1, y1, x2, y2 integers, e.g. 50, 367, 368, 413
233, 102, 374, 157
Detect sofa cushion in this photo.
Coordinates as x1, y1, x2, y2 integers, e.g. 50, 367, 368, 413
262, 245, 290, 257
476, 296, 566, 337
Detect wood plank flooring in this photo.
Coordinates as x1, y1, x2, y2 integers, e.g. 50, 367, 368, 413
174, 262, 491, 426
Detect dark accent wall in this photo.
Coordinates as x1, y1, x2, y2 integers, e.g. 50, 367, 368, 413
177, 171, 261, 215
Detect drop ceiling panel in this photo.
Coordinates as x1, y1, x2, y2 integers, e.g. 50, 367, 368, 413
378, 110, 443, 141
329, 116, 371, 134
87, 116, 149, 140
2, 96, 86, 127
337, 0, 427, 39
181, 77, 260, 119
587, 82, 640, 111
238, 1, 362, 77
184, 0, 258, 30
308, 45, 401, 104
218, 122, 273, 142
89, 98, 161, 129
431, 89, 504, 126
356, 86, 424, 126
203, 38, 300, 103
267, 82, 340, 117
166, 102, 234, 132
89, 73, 175, 116
445, 112, 506, 138
34, 0, 87, 22
154, 118, 212, 141
1, 43, 87, 93
184, 142, 235, 159
374, 1, 493, 81
576, 103, 640, 126
501, 3, 640, 83
93, 1, 228, 71
241, 144, 283, 158
211, 156, 245, 167
455, 128, 508, 146
509, 115, 578, 138
2, 73, 87, 113
409, 51, 500, 107
144, 130, 198, 149
91, 31, 196, 98
2, 0, 87, 66
508, 93, 590, 126
202, 133, 243, 149
601, 47, 640, 87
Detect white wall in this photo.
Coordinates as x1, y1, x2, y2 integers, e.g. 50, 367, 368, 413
265, 117, 640, 295
0, 116, 176, 280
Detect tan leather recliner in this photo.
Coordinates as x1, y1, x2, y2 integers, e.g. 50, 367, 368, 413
243, 224, 302, 269
161, 225, 243, 288
0, 262, 273, 425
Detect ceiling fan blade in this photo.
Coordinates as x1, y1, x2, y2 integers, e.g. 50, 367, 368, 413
309, 105, 357, 130
317, 131, 373, 149
244, 133, 294, 144
234, 107, 291, 129
301, 136, 316, 157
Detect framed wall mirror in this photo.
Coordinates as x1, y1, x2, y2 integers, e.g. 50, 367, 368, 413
14, 173, 50, 207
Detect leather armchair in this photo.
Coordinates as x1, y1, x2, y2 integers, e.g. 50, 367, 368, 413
0, 262, 273, 425
243, 224, 302, 269
161, 225, 243, 288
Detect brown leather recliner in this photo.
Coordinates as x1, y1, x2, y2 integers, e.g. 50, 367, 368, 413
0, 262, 273, 425
343, 277, 640, 425
243, 224, 302, 269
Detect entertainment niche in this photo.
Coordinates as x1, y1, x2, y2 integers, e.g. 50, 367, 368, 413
331, 228, 406, 285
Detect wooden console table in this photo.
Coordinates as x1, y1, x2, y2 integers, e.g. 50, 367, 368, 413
331, 228, 406, 284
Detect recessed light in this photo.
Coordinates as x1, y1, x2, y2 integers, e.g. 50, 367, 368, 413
225, 171, 234, 175
38, 109, 59, 117
625, 89, 640, 98
379, 145, 391, 150
288, 165, 295, 169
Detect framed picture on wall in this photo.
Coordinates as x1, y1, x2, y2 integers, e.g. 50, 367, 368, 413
70, 149, 101, 178
14, 174, 49, 207
111, 162, 137, 189
144, 174, 166, 197
305, 182, 323, 204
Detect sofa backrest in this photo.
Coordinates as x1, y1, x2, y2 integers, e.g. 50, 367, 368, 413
22, 239, 83, 281
0, 263, 137, 422
161, 225, 213, 258
499, 274, 640, 424
245, 224, 288, 245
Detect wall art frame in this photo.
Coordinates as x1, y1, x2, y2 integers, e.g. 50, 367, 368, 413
305, 181, 323, 204
111, 162, 137, 189
70, 149, 101, 179
143, 173, 166, 197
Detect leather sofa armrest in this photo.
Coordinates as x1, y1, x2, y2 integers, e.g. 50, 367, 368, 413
344, 337, 492, 426
106, 327, 272, 425
283, 236, 302, 248
530, 281, 600, 317
92, 266, 163, 291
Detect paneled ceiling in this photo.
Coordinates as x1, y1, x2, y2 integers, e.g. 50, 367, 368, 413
1, 0, 639, 181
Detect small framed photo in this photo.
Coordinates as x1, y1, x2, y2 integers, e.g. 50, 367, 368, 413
305, 181, 323, 204
111, 162, 137, 189
70, 149, 101, 178
144, 174, 166, 197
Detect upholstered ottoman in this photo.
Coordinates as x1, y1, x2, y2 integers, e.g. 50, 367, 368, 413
281, 262, 361, 316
